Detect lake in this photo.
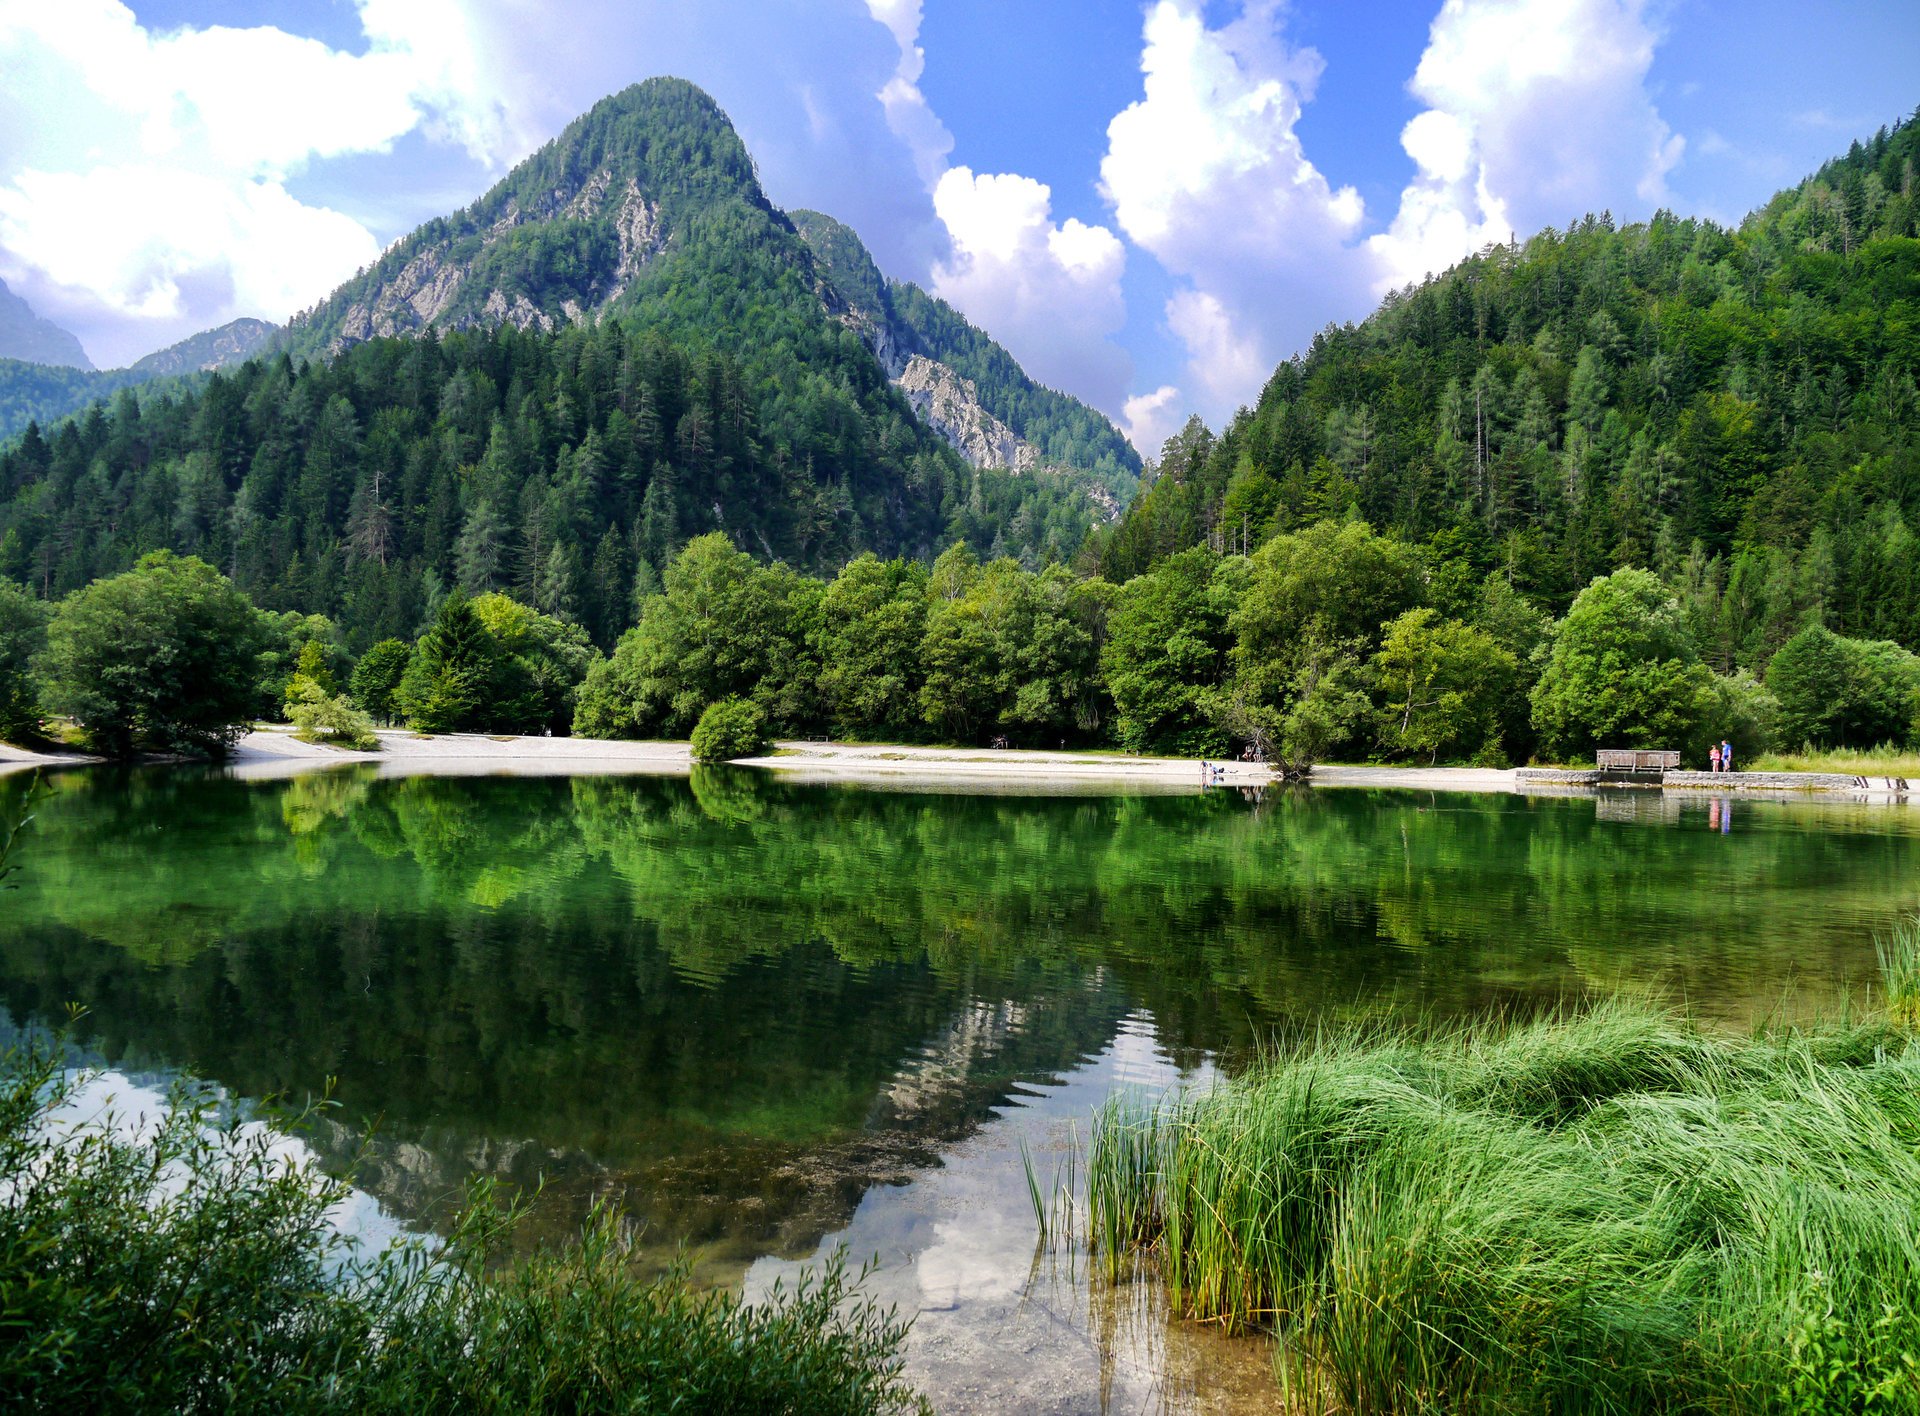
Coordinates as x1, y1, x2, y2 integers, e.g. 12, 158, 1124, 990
3, 767, 1916, 1411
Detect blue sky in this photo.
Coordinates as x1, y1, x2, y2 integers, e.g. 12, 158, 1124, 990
1, 0, 1913, 451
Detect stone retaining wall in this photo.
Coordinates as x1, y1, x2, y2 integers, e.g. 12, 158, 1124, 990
1662, 771, 1871, 792
1516, 767, 1910, 796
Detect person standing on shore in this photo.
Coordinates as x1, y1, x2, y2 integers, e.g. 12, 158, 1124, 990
1721, 738, 1734, 774
1710, 744, 1721, 773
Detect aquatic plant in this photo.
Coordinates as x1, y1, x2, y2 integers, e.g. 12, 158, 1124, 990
1879, 916, 1920, 1032
0, 1039, 930, 1414
1081, 966, 1920, 1412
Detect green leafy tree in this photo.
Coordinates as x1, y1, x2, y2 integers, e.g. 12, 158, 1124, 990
1278, 654, 1373, 773
690, 696, 771, 761
1766, 623, 1920, 749
395, 594, 503, 733
573, 534, 809, 739
348, 639, 412, 725
1530, 569, 1719, 762
40, 551, 264, 758
1228, 520, 1426, 761
470, 593, 597, 735
0, 579, 49, 742
281, 639, 337, 717
1372, 608, 1521, 763
1101, 547, 1231, 755
813, 555, 929, 740
255, 612, 347, 720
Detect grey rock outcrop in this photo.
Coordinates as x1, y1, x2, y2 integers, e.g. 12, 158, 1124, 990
896, 355, 1037, 474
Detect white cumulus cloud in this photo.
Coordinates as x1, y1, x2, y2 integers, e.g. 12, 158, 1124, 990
1121, 384, 1185, 460
862, 1, 1133, 420
1368, 0, 1685, 290
1100, 0, 1370, 425
0, 0, 515, 365
928, 167, 1130, 411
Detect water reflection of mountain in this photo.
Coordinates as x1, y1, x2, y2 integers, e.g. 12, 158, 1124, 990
3, 766, 1915, 1269
0, 898, 1135, 1282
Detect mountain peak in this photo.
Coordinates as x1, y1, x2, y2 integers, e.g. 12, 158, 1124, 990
0, 278, 94, 371
287, 76, 779, 354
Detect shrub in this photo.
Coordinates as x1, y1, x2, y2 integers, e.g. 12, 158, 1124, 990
39, 551, 264, 759
289, 682, 380, 751
0, 1040, 929, 1414
348, 639, 411, 725
691, 696, 770, 761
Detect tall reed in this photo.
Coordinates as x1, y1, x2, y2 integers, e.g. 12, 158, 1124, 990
1084, 946, 1920, 1413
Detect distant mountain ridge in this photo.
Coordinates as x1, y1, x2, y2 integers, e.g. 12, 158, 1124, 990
0, 278, 92, 370
1, 79, 1135, 520
131, 318, 275, 378
0, 317, 277, 442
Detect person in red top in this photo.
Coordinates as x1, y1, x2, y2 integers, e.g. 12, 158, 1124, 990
1709, 744, 1722, 773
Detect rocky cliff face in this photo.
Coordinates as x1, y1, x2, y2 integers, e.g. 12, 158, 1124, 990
789, 208, 1139, 504
897, 355, 1037, 473
328, 169, 668, 348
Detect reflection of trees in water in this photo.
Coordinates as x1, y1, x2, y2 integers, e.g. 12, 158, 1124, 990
2, 768, 1915, 1259
0, 903, 1132, 1284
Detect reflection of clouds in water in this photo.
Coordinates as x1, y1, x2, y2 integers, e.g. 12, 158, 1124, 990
744, 1014, 1253, 1414
44, 1070, 413, 1263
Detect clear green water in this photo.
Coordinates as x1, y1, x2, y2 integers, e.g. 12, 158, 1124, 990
3, 767, 1917, 1410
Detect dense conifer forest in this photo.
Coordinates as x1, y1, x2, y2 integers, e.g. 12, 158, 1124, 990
0, 322, 1096, 651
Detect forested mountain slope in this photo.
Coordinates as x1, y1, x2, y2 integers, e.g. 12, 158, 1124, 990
1096, 111, 1920, 671
790, 209, 1141, 501
286, 79, 1125, 500
0, 315, 1101, 652
0, 319, 277, 443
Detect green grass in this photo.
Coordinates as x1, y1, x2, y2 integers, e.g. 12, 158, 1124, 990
1880, 917, 1920, 1033
1080, 956, 1920, 1413
0, 1040, 930, 1414
1750, 745, 1920, 777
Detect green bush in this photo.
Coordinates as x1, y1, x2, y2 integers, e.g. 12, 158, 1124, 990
289, 682, 380, 751
39, 551, 264, 759
691, 696, 771, 761
0, 1040, 928, 1414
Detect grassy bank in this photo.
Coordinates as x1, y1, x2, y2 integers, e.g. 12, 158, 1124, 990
1750, 746, 1920, 777
0, 1044, 928, 1414
1085, 922, 1920, 1413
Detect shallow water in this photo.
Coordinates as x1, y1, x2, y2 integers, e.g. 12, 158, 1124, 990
3, 767, 1916, 1411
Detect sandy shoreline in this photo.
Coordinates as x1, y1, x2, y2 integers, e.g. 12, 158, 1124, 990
6, 731, 1914, 803
3, 728, 1523, 793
